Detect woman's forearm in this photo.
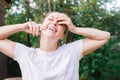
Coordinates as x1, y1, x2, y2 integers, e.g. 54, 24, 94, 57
72, 27, 111, 40
0, 24, 22, 40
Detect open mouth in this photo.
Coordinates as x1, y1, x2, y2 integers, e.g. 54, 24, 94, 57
48, 27, 57, 32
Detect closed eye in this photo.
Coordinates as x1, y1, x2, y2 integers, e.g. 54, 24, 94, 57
48, 18, 53, 21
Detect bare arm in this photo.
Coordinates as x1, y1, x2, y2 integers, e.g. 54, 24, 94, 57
0, 24, 22, 40
71, 27, 110, 56
0, 22, 42, 58
0, 24, 22, 58
57, 14, 111, 56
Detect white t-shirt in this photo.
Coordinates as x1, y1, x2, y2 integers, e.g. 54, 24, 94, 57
14, 40, 83, 80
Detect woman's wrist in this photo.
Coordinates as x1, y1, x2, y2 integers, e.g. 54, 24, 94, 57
18, 23, 25, 32
69, 25, 78, 34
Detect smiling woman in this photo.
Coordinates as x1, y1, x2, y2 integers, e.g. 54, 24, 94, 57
0, 12, 110, 80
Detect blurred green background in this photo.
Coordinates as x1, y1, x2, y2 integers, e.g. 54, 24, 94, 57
0, 0, 120, 80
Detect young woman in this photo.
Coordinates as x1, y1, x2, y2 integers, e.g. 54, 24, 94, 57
0, 12, 110, 80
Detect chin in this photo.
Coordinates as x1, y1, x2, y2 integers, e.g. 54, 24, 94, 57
45, 32, 55, 38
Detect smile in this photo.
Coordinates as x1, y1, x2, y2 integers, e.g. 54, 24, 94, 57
48, 27, 57, 32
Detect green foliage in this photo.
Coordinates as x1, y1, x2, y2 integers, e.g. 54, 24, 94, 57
5, 0, 120, 79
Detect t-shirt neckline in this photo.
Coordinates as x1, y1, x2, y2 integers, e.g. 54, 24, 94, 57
36, 47, 60, 56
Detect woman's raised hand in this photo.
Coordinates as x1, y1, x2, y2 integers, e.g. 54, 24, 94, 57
56, 14, 76, 32
21, 21, 46, 36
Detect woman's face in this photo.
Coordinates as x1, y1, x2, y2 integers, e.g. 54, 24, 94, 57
41, 12, 67, 41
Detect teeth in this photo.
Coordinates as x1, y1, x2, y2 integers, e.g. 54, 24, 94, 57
49, 27, 56, 32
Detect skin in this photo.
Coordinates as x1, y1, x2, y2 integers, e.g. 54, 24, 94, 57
0, 12, 111, 59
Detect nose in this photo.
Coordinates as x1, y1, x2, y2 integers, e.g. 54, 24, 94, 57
52, 19, 57, 26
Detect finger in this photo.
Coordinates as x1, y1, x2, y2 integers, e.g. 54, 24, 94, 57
38, 24, 43, 31
38, 24, 42, 27
38, 24, 43, 29
28, 22, 33, 34
56, 18, 67, 22
29, 21, 36, 36
38, 32, 41, 36
32, 22, 38, 36
34, 23, 39, 36
58, 21, 67, 25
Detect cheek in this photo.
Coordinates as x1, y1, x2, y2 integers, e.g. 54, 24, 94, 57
42, 20, 50, 28
58, 27, 66, 36
60, 27, 66, 33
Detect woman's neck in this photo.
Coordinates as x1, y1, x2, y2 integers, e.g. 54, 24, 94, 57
40, 37, 58, 52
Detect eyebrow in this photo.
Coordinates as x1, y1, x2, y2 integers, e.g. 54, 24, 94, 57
49, 15, 55, 19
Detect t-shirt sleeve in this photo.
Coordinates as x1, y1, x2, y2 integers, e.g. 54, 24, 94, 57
14, 42, 32, 61
65, 40, 83, 60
